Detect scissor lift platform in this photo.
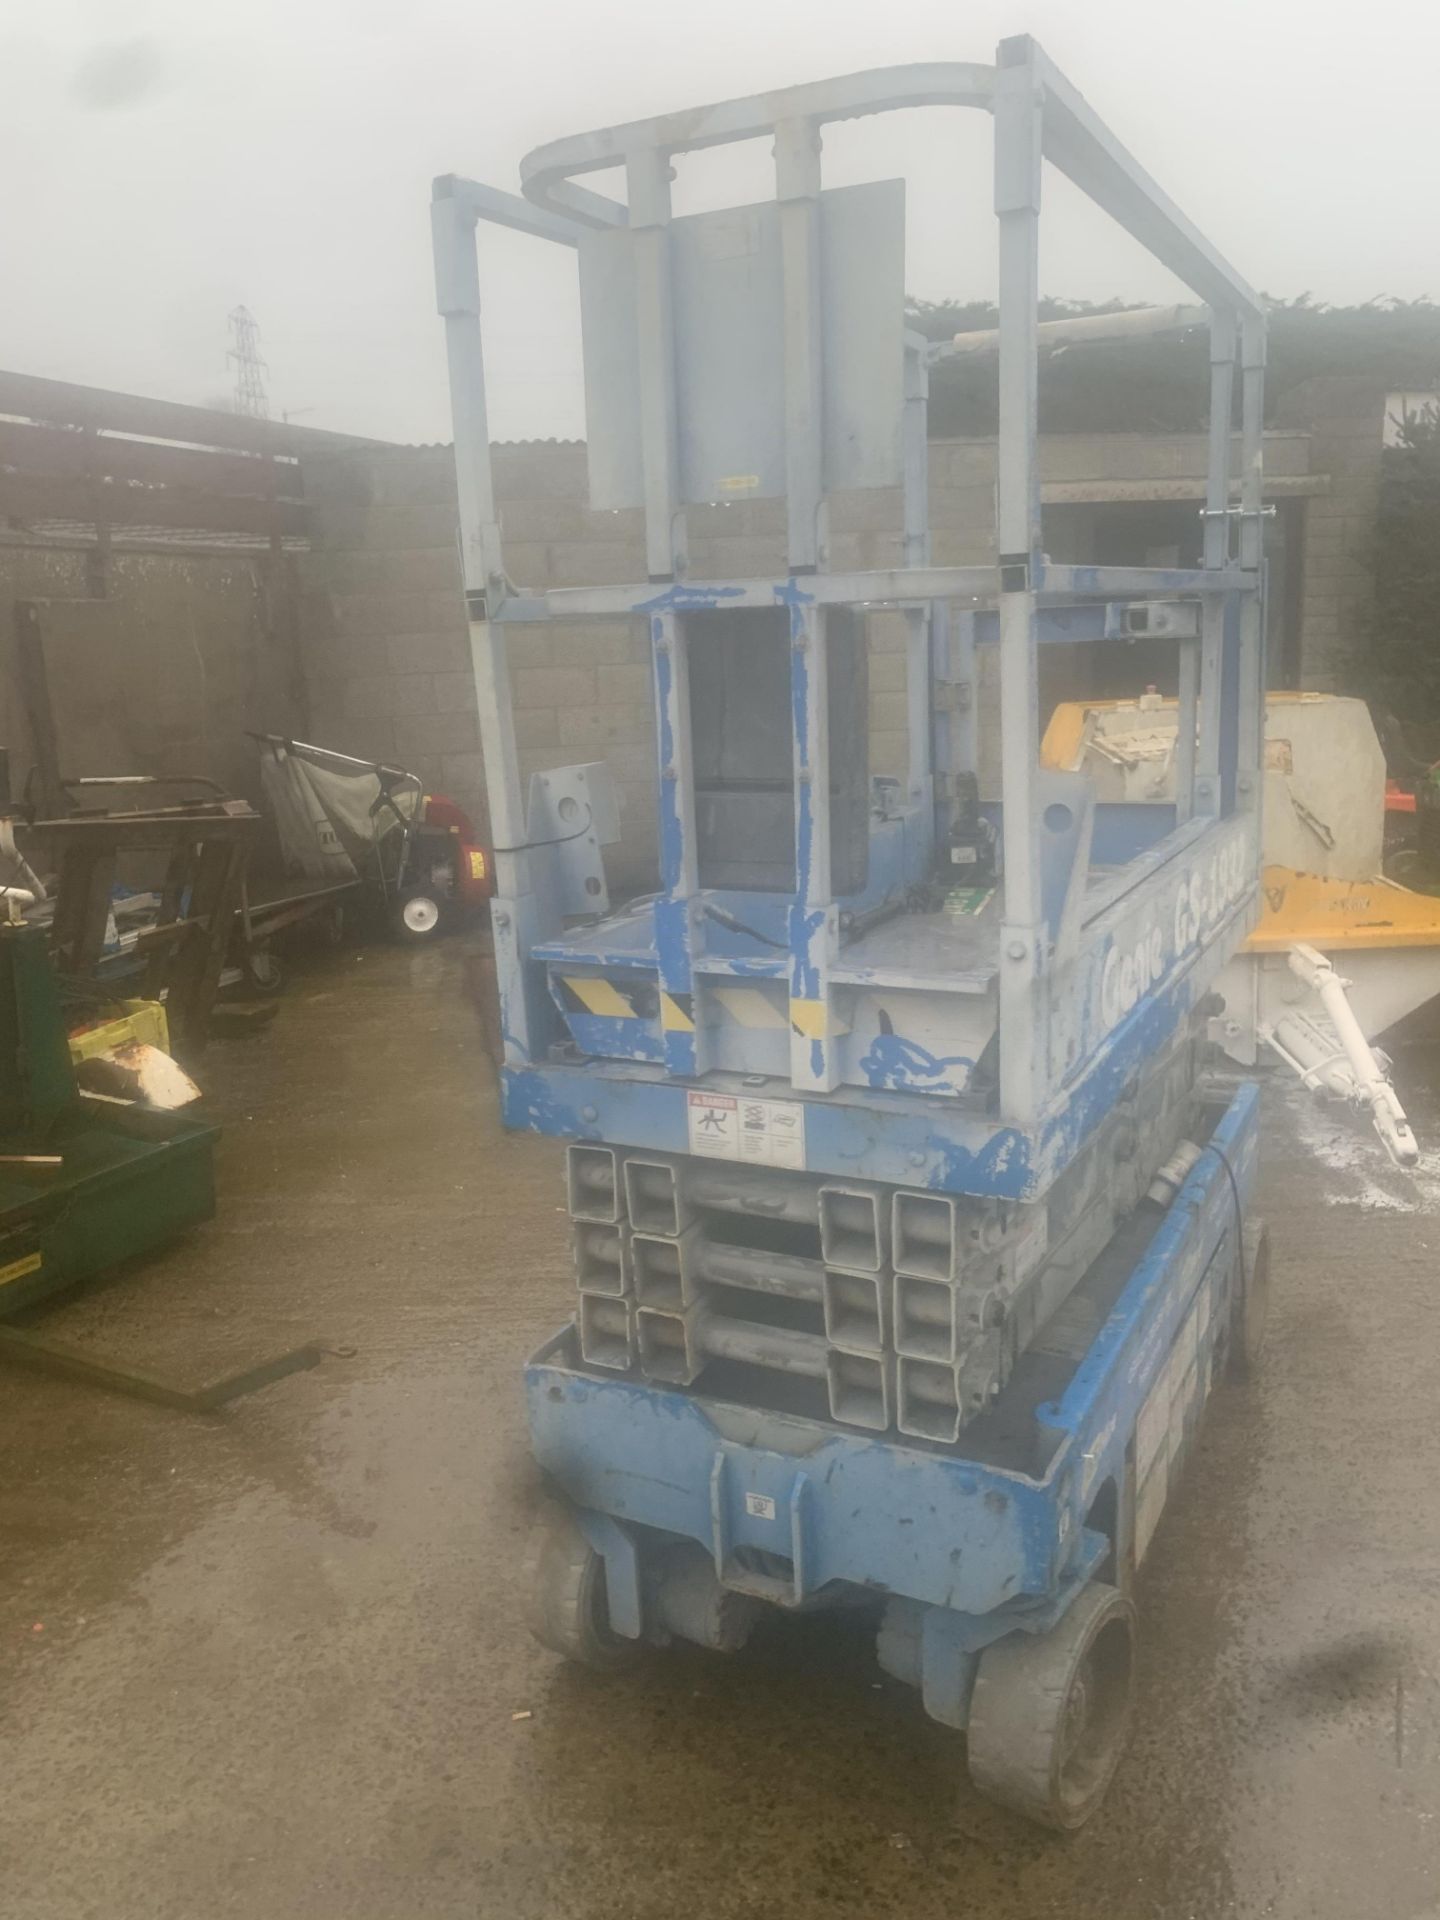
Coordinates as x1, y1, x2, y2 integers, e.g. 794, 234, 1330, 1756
434, 35, 1272, 1830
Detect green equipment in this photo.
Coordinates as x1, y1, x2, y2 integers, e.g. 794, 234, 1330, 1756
0, 754, 328, 1409
0, 913, 218, 1315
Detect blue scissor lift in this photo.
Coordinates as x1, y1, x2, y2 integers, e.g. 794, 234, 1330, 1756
433, 36, 1271, 1828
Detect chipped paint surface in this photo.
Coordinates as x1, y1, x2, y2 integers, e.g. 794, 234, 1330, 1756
858, 1026, 974, 1094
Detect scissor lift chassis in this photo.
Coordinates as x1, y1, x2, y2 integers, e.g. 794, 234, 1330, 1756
526, 1084, 1262, 1826
435, 39, 1271, 1828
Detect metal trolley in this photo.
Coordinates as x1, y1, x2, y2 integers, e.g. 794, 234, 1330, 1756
434, 37, 1271, 1827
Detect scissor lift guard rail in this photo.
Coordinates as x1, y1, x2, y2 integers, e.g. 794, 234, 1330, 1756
433, 34, 1272, 1827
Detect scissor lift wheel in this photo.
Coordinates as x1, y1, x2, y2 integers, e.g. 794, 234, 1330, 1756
967, 1583, 1137, 1830
524, 1500, 640, 1672
1228, 1217, 1271, 1381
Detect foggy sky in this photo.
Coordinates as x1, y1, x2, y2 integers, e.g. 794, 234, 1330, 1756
2, 0, 1436, 445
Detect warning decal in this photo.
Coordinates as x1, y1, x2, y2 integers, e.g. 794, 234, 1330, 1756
686, 1091, 806, 1169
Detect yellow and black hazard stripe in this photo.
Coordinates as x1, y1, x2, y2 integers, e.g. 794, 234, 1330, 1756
660, 990, 694, 1033
558, 978, 850, 1042
710, 985, 850, 1039
788, 997, 850, 1039
558, 975, 653, 1022
557, 975, 691, 1033
710, 986, 787, 1030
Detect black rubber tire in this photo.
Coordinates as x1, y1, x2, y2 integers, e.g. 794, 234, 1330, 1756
523, 1500, 641, 1673
1228, 1218, 1271, 1381
392, 888, 445, 942
967, 1582, 1137, 1831
243, 947, 285, 996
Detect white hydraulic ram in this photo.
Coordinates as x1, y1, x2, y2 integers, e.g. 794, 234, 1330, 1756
1262, 942, 1420, 1168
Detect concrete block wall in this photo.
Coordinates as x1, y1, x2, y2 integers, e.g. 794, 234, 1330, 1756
298, 446, 488, 838
497, 455, 926, 885
1275, 376, 1386, 691
296, 408, 1373, 882
492, 444, 655, 893
296, 444, 926, 893
299, 442, 669, 891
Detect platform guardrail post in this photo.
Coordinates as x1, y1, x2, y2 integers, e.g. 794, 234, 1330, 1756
993, 40, 1046, 1124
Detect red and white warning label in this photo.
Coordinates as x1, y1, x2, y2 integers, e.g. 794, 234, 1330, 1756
686, 1090, 806, 1169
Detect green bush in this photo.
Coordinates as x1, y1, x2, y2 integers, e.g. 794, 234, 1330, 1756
1359, 410, 1440, 736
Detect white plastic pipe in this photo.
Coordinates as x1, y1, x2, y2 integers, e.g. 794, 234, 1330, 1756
0, 819, 45, 906
932, 302, 1206, 361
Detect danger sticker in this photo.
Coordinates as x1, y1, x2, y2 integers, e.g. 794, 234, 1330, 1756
686, 1091, 806, 1169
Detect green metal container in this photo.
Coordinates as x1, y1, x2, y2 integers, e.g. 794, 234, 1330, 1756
0, 922, 219, 1313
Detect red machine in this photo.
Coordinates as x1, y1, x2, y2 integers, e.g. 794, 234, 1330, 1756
253, 734, 494, 942
401, 790, 494, 938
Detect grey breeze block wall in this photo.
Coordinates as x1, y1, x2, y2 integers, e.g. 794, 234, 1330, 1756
296, 403, 1374, 888
1274, 374, 1387, 693
295, 438, 1000, 891
296, 441, 924, 896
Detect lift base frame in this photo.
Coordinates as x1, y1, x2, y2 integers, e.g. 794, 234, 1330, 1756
526, 1079, 1258, 1728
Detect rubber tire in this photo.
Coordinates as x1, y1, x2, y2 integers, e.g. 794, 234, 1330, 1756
1228, 1218, 1271, 1381
523, 1500, 641, 1673
243, 947, 284, 996
393, 889, 444, 941
967, 1582, 1137, 1831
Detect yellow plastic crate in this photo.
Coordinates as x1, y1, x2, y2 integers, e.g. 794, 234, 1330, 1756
67, 999, 171, 1064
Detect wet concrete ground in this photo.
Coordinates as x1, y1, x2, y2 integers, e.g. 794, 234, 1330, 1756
3, 934, 1440, 1919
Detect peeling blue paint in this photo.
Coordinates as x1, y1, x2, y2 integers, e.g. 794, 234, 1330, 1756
786, 598, 829, 1084
533, 944, 656, 971
525, 1340, 1057, 1613
554, 1009, 665, 1066
652, 622, 685, 888
787, 904, 825, 1001
773, 577, 817, 610
790, 615, 813, 904
926, 1125, 1031, 1198
1058, 563, 1105, 593
859, 1030, 974, 1094
648, 613, 700, 1077
502, 1068, 589, 1137
636, 582, 745, 614
500, 1058, 1035, 1197
709, 955, 786, 978
653, 896, 690, 981
1043, 975, 1188, 1170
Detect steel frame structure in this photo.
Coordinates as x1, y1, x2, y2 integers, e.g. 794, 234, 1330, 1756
431, 35, 1267, 1203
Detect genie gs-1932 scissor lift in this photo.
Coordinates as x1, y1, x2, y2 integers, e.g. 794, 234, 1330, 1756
432, 37, 1272, 1828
